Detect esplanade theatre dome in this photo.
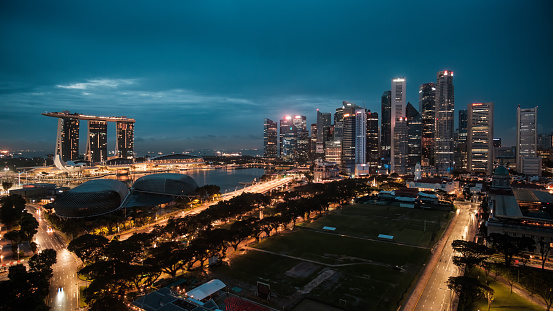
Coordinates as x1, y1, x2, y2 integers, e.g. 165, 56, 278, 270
131, 173, 198, 195
122, 173, 199, 208
54, 179, 129, 218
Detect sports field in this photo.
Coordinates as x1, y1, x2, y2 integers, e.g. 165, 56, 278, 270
212, 204, 452, 311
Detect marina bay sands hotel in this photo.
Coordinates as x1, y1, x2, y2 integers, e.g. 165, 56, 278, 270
42, 111, 135, 163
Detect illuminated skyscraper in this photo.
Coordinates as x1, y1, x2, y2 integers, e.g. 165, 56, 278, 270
467, 102, 494, 174
116, 121, 134, 159
391, 78, 406, 173
293, 115, 309, 161
380, 90, 392, 167
435, 70, 455, 175
419, 83, 435, 166
86, 120, 108, 163
392, 117, 408, 175
406, 103, 422, 173
316, 110, 331, 156
56, 114, 80, 162
455, 109, 468, 171
279, 116, 296, 160
263, 118, 278, 158
341, 102, 366, 175
366, 110, 379, 173
516, 106, 539, 174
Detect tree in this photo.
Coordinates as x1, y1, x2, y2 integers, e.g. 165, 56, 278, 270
522, 269, 553, 311
28, 249, 57, 280
0, 194, 26, 229
447, 276, 493, 309
489, 233, 535, 266
538, 237, 551, 271
0, 264, 50, 311
19, 211, 39, 242
451, 240, 493, 273
145, 241, 188, 278
2, 181, 13, 192
68, 234, 109, 264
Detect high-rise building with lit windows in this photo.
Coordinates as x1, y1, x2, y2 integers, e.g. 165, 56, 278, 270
279, 116, 296, 161
86, 120, 108, 163
366, 110, 379, 173
516, 106, 539, 175
391, 78, 406, 173
293, 115, 309, 161
341, 102, 366, 175
381, 90, 392, 167
56, 114, 80, 162
406, 103, 422, 173
116, 121, 134, 159
455, 109, 468, 171
263, 118, 278, 158
419, 83, 435, 166
467, 102, 494, 174
316, 110, 331, 156
435, 70, 455, 175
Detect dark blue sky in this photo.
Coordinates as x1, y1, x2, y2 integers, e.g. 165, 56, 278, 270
1, 0, 552, 155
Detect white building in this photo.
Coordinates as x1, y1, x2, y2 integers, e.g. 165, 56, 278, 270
516, 106, 539, 173
467, 102, 494, 175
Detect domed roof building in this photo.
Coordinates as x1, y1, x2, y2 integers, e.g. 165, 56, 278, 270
54, 179, 129, 218
122, 173, 198, 208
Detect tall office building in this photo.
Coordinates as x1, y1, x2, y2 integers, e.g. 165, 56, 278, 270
380, 91, 392, 167
86, 120, 108, 163
392, 117, 409, 175
55, 115, 80, 162
293, 115, 309, 161
366, 110, 380, 173
435, 70, 455, 175
280, 116, 297, 161
419, 83, 435, 166
406, 103, 422, 173
116, 121, 134, 159
316, 110, 331, 156
391, 78, 406, 173
467, 103, 494, 174
516, 106, 539, 174
310, 123, 317, 158
341, 103, 366, 175
454, 109, 468, 171
263, 118, 278, 158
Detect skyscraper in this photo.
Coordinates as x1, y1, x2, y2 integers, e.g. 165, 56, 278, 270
86, 120, 107, 163
406, 103, 422, 173
263, 118, 278, 158
116, 121, 134, 159
391, 78, 406, 173
55, 114, 80, 162
392, 117, 408, 175
366, 110, 379, 173
419, 83, 435, 166
310, 123, 317, 158
316, 110, 331, 156
516, 106, 539, 174
341, 103, 366, 175
455, 109, 468, 171
467, 102, 494, 175
435, 70, 455, 175
293, 115, 309, 161
380, 90, 392, 167
280, 116, 297, 161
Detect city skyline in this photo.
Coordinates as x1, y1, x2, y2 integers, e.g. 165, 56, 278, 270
1, 1, 552, 154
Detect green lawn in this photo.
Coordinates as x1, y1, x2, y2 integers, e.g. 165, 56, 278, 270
302, 204, 452, 247
212, 203, 435, 311
467, 269, 544, 311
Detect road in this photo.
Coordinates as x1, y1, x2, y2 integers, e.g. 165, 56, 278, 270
407, 200, 479, 311
27, 204, 85, 311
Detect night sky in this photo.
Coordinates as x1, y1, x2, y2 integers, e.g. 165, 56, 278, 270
1, 1, 552, 155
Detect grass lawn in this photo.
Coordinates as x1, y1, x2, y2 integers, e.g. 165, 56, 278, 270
212, 203, 434, 311
302, 204, 452, 247
467, 269, 544, 311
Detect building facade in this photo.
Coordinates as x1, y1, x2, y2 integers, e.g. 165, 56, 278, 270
341, 103, 366, 175
56, 115, 80, 161
381, 90, 392, 168
391, 78, 406, 173
366, 110, 380, 174
86, 120, 108, 163
116, 121, 134, 159
516, 106, 538, 174
406, 103, 422, 173
435, 70, 455, 175
263, 118, 278, 158
419, 83, 435, 167
467, 102, 494, 175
